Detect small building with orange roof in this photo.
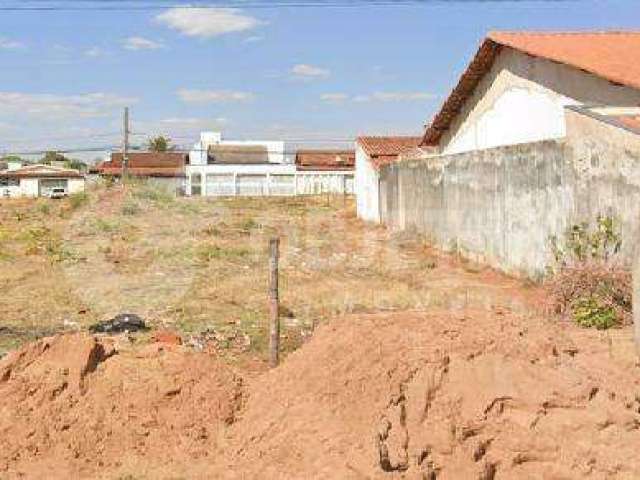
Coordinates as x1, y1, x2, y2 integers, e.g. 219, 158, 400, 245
355, 136, 421, 223
422, 31, 640, 155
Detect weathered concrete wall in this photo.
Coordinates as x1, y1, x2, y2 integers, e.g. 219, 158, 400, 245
381, 114, 640, 277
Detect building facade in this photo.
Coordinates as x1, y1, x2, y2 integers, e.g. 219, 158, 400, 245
423, 32, 640, 155
0, 164, 85, 198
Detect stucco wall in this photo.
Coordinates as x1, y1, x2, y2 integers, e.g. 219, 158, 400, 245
20, 178, 40, 197
68, 178, 86, 194
186, 164, 353, 196
381, 113, 640, 278
441, 48, 640, 154
355, 145, 380, 223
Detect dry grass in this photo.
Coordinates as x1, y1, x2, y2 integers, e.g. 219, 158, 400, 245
0, 182, 538, 359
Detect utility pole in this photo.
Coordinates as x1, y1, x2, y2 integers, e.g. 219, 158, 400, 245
122, 107, 130, 181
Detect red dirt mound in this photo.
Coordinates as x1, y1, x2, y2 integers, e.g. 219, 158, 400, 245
0, 334, 243, 479
226, 310, 640, 479
1, 309, 639, 479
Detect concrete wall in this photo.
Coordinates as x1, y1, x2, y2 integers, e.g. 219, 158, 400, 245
442, 48, 640, 155
355, 145, 381, 223
186, 163, 353, 196
381, 112, 640, 278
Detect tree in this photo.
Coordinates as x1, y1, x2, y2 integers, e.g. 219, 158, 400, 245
40, 151, 68, 165
64, 158, 88, 172
148, 135, 172, 153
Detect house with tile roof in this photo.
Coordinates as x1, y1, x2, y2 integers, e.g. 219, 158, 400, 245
422, 31, 640, 155
94, 151, 189, 194
355, 136, 421, 222
0, 164, 85, 198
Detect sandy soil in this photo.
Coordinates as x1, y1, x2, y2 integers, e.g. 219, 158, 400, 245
1, 306, 638, 479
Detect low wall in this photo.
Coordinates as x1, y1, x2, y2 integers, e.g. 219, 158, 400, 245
380, 117, 640, 278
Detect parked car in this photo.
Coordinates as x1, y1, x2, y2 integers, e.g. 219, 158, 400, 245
48, 187, 68, 199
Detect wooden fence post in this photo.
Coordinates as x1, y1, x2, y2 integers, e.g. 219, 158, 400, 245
269, 237, 280, 368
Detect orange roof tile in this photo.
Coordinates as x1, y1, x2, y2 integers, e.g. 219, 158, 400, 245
295, 150, 355, 171
98, 152, 188, 177
422, 31, 640, 146
357, 136, 422, 169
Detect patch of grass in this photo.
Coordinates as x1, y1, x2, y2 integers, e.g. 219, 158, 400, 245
36, 200, 51, 215
201, 224, 221, 237
132, 184, 175, 205
239, 217, 259, 232
195, 243, 251, 263
121, 199, 141, 216
93, 218, 121, 234
68, 191, 89, 210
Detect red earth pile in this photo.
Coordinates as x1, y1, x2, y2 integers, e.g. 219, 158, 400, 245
1, 308, 640, 479
0, 334, 244, 479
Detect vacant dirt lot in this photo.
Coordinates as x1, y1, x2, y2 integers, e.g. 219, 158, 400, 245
1, 182, 638, 479
0, 182, 536, 360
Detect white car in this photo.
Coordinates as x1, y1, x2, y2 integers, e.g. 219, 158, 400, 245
48, 187, 68, 199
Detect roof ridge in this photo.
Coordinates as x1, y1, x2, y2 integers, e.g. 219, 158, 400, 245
489, 30, 640, 37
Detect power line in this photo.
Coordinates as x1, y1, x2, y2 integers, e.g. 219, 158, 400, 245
0, 0, 554, 10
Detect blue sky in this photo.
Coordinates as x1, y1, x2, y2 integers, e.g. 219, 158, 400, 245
1, 0, 639, 158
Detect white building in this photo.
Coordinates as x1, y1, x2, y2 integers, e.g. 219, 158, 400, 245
186, 132, 354, 196
422, 31, 640, 154
355, 136, 420, 223
0, 164, 85, 198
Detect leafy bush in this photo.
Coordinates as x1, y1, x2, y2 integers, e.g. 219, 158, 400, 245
546, 216, 630, 329
549, 215, 621, 266
572, 297, 618, 330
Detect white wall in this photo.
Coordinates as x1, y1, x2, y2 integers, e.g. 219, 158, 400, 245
189, 131, 294, 166
186, 164, 353, 197
355, 145, 381, 223
441, 48, 640, 154
68, 178, 86, 194
20, 178, 39, 197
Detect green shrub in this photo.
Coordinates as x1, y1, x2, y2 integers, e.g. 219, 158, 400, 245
549, 215, 621, 267
572, 297, 618, 330
546, 215, 630, 330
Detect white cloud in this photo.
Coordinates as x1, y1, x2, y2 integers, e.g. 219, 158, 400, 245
123, 37, 164, 51
0, 92, 138, 120
0, 38, 25, 50
156, 7, 262, 39
320, 93, 349, 103
160, 117, 228, 128
177, 88, 254, 103
291, 64, 330, 80
243, 35, 264, 44
85, 47, 107, 58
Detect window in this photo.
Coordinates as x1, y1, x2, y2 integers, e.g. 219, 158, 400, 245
191, 173, 202, 196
